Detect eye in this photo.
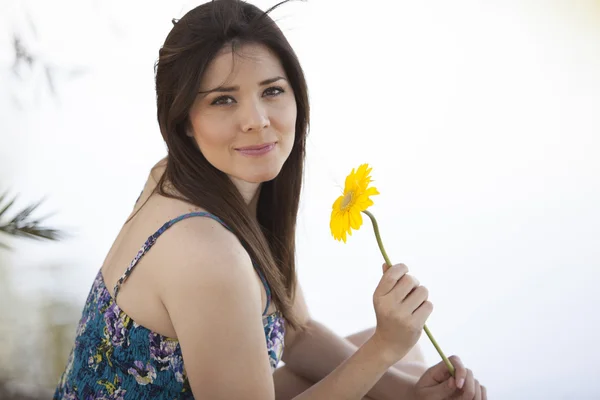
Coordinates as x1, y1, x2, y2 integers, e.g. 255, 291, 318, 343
263, 86, 284, 97
211, 96, 235, 106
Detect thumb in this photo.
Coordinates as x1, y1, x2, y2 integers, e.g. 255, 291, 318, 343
422, 359, 453, 386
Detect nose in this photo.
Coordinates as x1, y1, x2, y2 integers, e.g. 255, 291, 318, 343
239, 100, 270, 133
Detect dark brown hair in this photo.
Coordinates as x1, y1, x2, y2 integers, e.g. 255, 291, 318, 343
152, 0, 309, 329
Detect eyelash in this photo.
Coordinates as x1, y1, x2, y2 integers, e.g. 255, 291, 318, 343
210, 86, 285, 106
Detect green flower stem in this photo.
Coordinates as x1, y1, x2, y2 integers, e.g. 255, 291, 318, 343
362, 210, 455, 377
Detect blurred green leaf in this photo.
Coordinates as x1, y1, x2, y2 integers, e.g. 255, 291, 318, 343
0, 191, 64, 249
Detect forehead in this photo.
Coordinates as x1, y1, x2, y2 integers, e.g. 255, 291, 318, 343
200, 43, 286, 90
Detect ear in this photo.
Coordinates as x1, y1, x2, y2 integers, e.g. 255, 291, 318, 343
184, 120, 194, 138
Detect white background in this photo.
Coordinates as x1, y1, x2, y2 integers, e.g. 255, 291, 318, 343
1, 0, 599, 398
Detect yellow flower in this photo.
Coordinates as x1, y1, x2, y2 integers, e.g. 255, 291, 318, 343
330, 163, 380, 242
329, 163, 456, 377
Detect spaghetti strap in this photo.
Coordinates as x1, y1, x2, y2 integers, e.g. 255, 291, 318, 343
113, 211, 272, 315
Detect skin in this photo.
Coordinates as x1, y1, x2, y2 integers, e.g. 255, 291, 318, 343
187, 43, 298, 204
100, 43, 486, 399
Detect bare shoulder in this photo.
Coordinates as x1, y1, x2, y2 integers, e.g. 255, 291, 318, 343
152, 214, 257, 298
151, 214, 275, 398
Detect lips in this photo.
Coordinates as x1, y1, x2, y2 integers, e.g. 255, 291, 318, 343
236, 143, 274, 151
235, 142, 277, 156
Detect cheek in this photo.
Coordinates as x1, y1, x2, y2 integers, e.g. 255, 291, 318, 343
276, 101, 298, 138
192, 118, 234, 151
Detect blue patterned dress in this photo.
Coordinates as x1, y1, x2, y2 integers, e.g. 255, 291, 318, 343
53, 212, 285, 399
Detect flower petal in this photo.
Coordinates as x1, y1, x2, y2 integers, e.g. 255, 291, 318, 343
332, 195, 343, 210
330, 164, 379, 243
349, 208, 363, 230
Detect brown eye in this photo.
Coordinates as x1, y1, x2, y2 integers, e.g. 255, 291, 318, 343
263, 86, 284, 97
211, 96, 235, 106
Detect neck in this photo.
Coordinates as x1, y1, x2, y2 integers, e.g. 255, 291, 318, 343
229, 176, 261, 218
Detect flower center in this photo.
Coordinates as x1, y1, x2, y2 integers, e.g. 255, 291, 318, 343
341, 191, 354, 210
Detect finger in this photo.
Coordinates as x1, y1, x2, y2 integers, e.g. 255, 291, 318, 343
424, 376, 457, 398
373, 264, 408, 296
392, 274, 420, 301
422, 358, 454, 384
474, 380, 482, 400
481, 385, 487, 400
449, 355, 467, 389
404, 285, 429, 311
412, 300, 433, 326
382, 262, 391, 273
459, 369, 475, 400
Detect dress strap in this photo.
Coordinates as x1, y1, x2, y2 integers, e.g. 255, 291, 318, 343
113, 211, 272, 315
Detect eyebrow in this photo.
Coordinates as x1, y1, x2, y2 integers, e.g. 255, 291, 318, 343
199, 76, 286, 95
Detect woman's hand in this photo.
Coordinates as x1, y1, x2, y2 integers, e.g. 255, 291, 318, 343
370, 263, 433, 365
410, 355, 487, 400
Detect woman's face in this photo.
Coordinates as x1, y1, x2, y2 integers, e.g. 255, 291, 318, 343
188, 43, 297, 186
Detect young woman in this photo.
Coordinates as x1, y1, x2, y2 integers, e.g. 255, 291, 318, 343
54, 1, 486, 399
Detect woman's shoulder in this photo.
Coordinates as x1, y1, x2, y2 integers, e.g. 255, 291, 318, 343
150, 205, 265, 317
138, 197, 253, 284
151, 207, 249, 268
125, 158, 259, 299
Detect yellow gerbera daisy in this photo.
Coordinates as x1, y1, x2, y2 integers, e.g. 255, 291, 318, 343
330, 163, 380, 242
328, 163, 456, 377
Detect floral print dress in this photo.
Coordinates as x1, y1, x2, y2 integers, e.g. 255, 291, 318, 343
53, 212, 285, 399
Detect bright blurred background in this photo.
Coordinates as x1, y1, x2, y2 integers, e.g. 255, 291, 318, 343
1, 0, 599, 398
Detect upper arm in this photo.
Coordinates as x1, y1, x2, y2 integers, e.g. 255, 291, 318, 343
157, 217, 275, 399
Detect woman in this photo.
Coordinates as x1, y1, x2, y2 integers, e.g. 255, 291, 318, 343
54, 1, 486, 399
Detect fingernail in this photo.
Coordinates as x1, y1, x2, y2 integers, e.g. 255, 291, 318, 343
457, 378, 465, 389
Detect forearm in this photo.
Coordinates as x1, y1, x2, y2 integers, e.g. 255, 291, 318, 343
291, 336, 398, 400
346, 328, 427, 378
284, 320, 417, 400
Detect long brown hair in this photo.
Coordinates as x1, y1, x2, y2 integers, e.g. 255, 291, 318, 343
152, 0, 309, 329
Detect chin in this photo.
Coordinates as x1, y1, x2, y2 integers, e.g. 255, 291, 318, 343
237, 165, 283, 184
244, 171, 280, 184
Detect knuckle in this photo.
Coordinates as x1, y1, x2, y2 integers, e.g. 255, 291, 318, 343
413, 277, 421, 288
448, 355, 460, 366
392, 264, 408, 277
399, 274, 416, 289
423, 300, 434, 313
381, 274, 395, 286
